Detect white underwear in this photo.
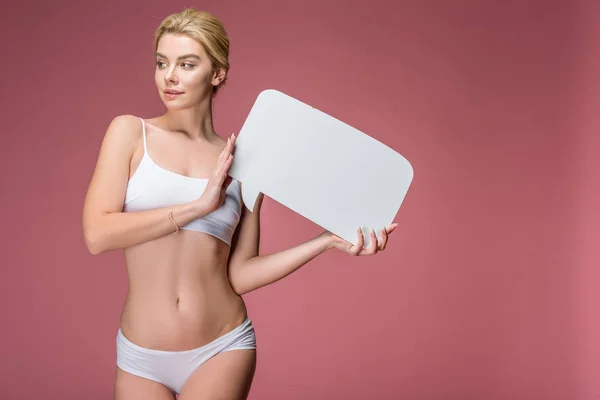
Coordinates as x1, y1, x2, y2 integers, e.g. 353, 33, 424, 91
116, 317, 256, 394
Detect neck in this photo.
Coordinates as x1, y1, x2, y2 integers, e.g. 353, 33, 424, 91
162, 95, 217, 141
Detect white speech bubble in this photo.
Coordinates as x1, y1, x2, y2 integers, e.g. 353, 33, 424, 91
228, 89, 414, 247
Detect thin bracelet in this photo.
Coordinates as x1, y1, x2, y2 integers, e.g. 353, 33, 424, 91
168, 208, 180, 233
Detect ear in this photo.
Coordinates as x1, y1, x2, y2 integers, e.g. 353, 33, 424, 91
212, 68, 227, 86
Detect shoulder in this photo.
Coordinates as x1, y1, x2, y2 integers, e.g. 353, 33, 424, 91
106, 114, 143, 138
102, 114, 144, 150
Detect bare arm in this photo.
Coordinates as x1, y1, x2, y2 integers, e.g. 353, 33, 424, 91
228, 198, 399, 295
230, 231, 333, 296
227, 187, 264, 293
227, 184, 335, 295
82, 115, 211, 255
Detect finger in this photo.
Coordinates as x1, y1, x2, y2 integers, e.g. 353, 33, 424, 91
352, 227, 364, 256
215, 150, 230, 177
229, 135, 237, 155
223, 153, 234, 175
387, 223, 399, 234
223, 133, 235, 152
379, 227, 388, 251
223, 174, 233, 189
219, 137, 231, 163
216, 154, 233, 185
369, 230, 378, 254
228, 133, 237, 153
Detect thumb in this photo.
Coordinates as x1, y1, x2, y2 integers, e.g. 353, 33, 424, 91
223, 175, 233, 189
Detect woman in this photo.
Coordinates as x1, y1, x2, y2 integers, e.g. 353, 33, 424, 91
82, 8, 398, 400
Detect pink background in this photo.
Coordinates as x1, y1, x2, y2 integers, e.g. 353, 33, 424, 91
1, 1, 599, 399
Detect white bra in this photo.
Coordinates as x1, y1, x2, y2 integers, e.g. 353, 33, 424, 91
122, 118, 242, 246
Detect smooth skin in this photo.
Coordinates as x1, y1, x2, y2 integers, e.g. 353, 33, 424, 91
83, 33, 397, 400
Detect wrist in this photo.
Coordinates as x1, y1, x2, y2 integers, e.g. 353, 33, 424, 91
190, 199, 211, 217
318, 231, 335, 251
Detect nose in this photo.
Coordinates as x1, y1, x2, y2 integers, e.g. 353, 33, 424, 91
164, 66, 178, 84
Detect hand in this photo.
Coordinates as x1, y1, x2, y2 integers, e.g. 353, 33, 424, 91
196, 133, 237, 214
325, 223, 399, 256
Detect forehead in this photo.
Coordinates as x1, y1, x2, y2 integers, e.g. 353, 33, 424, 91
156, 34, 206, 58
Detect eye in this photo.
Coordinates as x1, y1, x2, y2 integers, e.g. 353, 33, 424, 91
155, 61, 194, 68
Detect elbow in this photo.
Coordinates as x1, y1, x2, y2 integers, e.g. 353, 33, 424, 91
87, 244, 104, 256
83, 229, 106, 255
228, 272, 248, 296
229, 257, 259, 295
230, 279, 245, 296
83, 214, 112, 255
237, 287, 249, 296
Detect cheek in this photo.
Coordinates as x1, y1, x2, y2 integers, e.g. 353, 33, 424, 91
189, 69, 213, 86
154, 69, 168, 86
184, 71, 215, 96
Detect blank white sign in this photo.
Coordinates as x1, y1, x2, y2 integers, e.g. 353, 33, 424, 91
229, 89, 414, 247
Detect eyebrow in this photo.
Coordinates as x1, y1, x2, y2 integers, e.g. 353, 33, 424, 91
155, 52, 201, 61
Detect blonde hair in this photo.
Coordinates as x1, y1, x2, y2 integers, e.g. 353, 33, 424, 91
154, 8, 230, 96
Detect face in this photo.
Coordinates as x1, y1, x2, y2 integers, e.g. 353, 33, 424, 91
154, 33, 226, 109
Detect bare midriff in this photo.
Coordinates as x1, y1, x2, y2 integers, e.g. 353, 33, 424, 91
119, 230, 247, 351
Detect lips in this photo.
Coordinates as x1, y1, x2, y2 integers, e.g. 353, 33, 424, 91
164, 89, 183, 94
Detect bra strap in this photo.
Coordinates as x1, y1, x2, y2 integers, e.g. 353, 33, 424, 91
139, 117, 148, 153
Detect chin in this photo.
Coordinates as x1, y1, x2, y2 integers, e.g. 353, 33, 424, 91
164, 103, 190, 111
161, 96, 190, 109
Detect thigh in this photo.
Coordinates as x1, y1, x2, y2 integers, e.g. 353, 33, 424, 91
178, 349, 257, 400
114, 366, 176, 400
